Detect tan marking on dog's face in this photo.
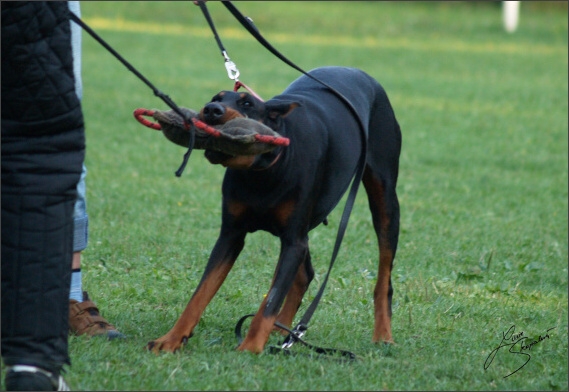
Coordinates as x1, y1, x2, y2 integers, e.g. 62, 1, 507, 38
219, 108, 245, 123
220, 155, 256, 169
198, 106, 245, 125
204, 151, 255, 169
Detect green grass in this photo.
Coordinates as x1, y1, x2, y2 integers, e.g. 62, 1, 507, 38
7, 1, 568, 390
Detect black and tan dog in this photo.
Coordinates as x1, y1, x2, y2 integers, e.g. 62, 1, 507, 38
147, 66, 401, 354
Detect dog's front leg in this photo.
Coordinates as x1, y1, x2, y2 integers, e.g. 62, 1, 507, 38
147, 229, 246, 353
238, 237, 308, 353
274, 248, 314, 332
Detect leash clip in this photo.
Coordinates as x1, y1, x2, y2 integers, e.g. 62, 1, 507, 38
222, 51, 240, 80
281, 324, 307, 349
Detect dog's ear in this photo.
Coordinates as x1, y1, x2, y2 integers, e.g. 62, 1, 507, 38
264, 99, 301, 120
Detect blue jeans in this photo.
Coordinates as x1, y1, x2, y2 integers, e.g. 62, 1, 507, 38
73, 164, 88, 252
70, 1, 88, 253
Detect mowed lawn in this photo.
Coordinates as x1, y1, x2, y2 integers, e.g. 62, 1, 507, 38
9, 2, 568, 391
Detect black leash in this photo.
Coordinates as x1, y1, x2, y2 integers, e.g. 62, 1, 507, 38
198, 1, 368, 360
68, 11, 195, 177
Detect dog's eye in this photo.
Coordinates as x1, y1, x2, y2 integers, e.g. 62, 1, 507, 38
241, 100, 252, 108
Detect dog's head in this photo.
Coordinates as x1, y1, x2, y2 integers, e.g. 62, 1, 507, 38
199, 91, 299, 169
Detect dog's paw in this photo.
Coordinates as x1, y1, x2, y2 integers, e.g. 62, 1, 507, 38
373, 322, 394, 345
372, 334, 395, 346
146, 334, 189, 354
236, 335, 267, 354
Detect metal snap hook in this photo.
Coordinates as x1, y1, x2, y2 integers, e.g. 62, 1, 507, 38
222, 51, 240, 80
225, 60, 240, 80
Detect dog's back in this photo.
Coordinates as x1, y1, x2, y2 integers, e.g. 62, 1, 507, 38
269, 66, 400, 229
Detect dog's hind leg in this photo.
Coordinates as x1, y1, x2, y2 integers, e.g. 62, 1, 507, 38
362, 167, 400, 344
147, 229, 246, 353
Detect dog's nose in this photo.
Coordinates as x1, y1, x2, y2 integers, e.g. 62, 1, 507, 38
203, 102, 225, 123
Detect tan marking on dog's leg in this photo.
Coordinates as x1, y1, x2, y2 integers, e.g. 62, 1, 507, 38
363, 169, 395, 344
373, 245, 394, 343
237, 297, 276, 353
274, 262, 309, 334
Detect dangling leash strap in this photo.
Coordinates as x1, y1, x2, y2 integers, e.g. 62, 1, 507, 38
205, 1, 368, 360
68, 11, 195, 177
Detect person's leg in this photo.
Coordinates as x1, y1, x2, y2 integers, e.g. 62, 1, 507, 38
2, 3, 85, 389
68, 165, 124, 340
1, 117, 83, 392
70, 164, 88, 304
66, 2, 124, 341
68, 0, 87, 305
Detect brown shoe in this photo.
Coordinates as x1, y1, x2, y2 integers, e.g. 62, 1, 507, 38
69, 291, 125, 340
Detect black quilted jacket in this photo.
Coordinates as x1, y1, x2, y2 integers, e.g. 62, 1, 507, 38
1, 0, 85, 194
1, 1, 84, 372
2, 1, 84, 136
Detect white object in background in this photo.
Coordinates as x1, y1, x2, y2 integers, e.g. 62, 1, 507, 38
503, 1, 520, 33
